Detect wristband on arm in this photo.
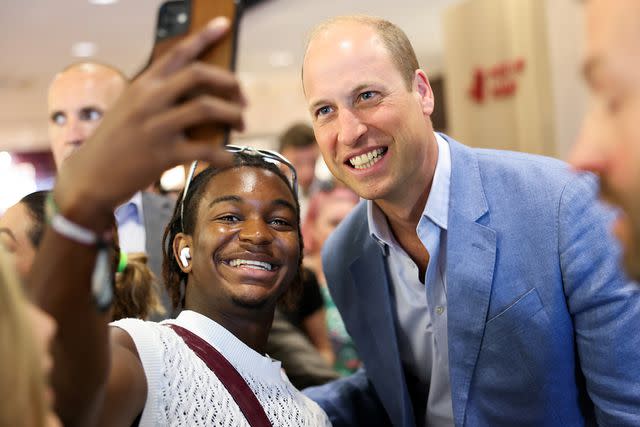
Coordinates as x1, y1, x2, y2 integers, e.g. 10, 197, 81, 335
45, 193, 114, 311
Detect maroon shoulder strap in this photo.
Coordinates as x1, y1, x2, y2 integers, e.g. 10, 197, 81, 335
168, 324, 272, 427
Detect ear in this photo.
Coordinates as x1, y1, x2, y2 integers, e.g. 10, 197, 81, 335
173, 232, 193, 273
412, 69, 435, 117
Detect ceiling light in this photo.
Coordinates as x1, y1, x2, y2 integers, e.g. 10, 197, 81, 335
71, 42, 97, 57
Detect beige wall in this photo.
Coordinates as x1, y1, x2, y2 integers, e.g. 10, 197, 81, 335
442, 0, 586, 159
544, 0, 587, 159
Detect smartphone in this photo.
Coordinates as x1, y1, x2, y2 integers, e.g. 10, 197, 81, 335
150, 0, 242, 145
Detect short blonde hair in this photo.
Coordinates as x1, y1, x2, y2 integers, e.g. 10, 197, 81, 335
0, 249, 48, 426
305, 15, 420, 90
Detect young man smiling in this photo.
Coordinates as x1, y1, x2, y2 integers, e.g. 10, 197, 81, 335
303, 15, 640, 427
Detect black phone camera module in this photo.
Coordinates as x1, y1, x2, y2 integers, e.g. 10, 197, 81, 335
156, 1, 190, 41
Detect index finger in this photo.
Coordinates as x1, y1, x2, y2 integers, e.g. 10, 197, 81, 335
149, 17, 231, 78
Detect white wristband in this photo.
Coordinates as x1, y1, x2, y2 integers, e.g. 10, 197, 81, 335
46, 193, 112, 246
50, 213, 101, 245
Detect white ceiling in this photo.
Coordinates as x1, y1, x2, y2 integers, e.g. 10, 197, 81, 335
0, 0, 462, 152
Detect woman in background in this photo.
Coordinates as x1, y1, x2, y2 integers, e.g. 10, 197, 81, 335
302, 186, 361, 376
0, 190, 165, 321
0, 249, 60, 427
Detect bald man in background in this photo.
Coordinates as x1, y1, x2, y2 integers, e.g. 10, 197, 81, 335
570, 0, 640, 281
48, 62, 174, 318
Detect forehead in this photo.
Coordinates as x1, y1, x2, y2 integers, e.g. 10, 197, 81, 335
584, 0, 640, 74
0, 203, 32, 238
48, 67, 125, 110
204, 166, 295, 204
303, 21, 401, 97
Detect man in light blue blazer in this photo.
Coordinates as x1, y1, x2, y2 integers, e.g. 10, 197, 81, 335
302, 15, 640, 426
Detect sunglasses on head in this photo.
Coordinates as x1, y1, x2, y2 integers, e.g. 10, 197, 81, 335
180, 145, 299, 232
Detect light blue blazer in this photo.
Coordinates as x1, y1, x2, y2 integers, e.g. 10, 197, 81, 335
305, 135, 640, 426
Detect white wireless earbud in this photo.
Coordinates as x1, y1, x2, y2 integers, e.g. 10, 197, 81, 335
179, 247, 191, 267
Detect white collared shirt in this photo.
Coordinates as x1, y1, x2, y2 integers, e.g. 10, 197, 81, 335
115, 191, 146, 253
367, 133, 453, 427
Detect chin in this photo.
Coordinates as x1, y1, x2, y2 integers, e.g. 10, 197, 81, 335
230, 295, 270, 310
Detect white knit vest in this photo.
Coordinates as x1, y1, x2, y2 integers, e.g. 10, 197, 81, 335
112, 311, 331, 426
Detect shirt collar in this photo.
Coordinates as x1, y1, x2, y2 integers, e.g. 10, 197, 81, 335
367, 132, 451, 248
424, 133, 451, 230
115, 191, 143, 224
129, 191, 143, 214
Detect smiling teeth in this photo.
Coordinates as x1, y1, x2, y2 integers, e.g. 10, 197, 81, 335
349, 148, 385, 169
229, 259, 273, 271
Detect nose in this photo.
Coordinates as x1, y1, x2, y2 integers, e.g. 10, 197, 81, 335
569, 110, 610, 174
238, 218, 272, 246
337, 108, 367, 147
63, 116, 87, 144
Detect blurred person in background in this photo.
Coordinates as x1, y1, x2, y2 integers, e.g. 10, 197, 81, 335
0, 249, 60, 427
47, 62, 174, 317
0, 191, 46, 283
303, 185, 361, 376
278, 122, 321, 220
266, 264, 340, 388
570, 0, 640, 281
0, 190, 165, 321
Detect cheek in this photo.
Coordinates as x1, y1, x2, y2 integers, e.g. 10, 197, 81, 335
82, 120, 102, 136
15, 245, 36, 281
194, 225, 233, 261
313, 124, 338, 158
48, 126, 64, 144
613, 116, 640, 185
280, 234, 301, 266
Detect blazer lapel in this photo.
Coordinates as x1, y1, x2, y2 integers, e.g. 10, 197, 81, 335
334, 206, 414, 427
443, 137, 497, 427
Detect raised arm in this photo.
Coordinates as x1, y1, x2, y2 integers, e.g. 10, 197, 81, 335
29, 17, 246, 427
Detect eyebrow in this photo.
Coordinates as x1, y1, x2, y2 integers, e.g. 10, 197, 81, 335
208, 195, 242, 208
0, 228, 16, 242
79, 105, 103, 113
271, 199, 297, 214
208, 195, 297, 214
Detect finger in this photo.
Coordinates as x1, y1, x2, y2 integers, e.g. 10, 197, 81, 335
145, 95, 245, 137
150, 17, 230, 78
154, 62, 246, 108
172, 143, 235, 169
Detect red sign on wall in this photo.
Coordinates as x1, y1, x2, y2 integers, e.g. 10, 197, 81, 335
468, 58, 526, 104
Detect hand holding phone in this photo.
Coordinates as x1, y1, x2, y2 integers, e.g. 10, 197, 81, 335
149, 0, 242, 146
55, 17, 246, 228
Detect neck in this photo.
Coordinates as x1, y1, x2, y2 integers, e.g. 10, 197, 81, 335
373, 133, 438, 278
376, 133, 439, 233
184, 291, 275, 354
